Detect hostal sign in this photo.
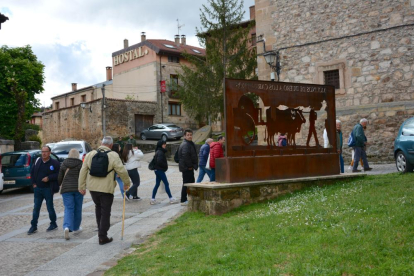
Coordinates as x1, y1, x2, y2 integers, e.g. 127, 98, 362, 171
113, 47, 148, 66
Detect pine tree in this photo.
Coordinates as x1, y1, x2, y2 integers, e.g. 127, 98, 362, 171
177, 0, 257, 125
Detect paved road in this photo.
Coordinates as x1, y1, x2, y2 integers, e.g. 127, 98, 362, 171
0, 158, 397, 276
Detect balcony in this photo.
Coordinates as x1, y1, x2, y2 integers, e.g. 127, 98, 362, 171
168, 90, 180, 99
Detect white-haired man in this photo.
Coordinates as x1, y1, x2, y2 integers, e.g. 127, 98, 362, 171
79, 136, 131, 245
351, 118, 372, 172
196, 138, 214, 183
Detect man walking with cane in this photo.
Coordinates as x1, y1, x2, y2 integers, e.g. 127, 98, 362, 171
79, 136, 131, 245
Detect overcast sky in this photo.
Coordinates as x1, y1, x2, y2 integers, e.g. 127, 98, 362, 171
1, 0, 254, 107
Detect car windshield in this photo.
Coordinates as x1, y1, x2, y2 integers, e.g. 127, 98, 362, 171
53, 144, 83, 154
166, 125, 180, 129
1, 154, 27, 168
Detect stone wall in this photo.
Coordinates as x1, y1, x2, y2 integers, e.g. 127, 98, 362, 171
0, 139, 14, 154
255, 0, 414, 162
42, 99, 158, 148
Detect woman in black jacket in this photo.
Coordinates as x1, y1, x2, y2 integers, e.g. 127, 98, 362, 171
58, 148, 83, 240
150, 140, 177, 205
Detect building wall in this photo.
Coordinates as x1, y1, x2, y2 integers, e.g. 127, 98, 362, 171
255, 0, 414, 162
42, 99, 158, 148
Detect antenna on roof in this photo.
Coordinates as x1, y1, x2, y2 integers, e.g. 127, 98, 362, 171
177, 19, 185, 36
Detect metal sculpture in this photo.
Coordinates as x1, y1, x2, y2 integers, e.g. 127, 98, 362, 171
216, 79, 339, 183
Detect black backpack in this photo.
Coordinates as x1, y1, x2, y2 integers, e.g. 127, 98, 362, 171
174, 148, 179, 163
148, 152, 157, 171
89, 149, 113, 177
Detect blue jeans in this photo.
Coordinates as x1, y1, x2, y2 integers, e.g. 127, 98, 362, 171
196, 165, 212, 183
31, 187, 57, 227
339, 153, 344, 173
152, 170, 172, 199
62, 192, 84, 231
353, 147, 369, 171
210, 168, 216, 182
115, 174, 124, 197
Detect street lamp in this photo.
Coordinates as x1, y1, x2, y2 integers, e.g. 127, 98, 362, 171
263, 51, 281, 82
80, 102, 92, 113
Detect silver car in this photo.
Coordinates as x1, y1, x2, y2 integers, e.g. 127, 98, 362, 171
52, 141, 93, 161
140, 124, 184, 141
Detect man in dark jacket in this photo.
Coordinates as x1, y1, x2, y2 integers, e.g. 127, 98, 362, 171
28, 146, 61, 235
352, 118, 372, 172
196, 138, 213, 183
178, 129, 198, 205
209, 136, 225, 181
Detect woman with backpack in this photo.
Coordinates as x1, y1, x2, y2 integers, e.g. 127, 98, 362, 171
58, 148, 84, 240
122, 143, 144, 200
150, 140, 177, 205
111, 143, 125, 199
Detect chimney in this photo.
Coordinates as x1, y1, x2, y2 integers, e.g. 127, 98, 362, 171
71, 83, 77, 91
141, 32, 146, 42
181, 35, 186, 45
174, 35, 180, 44
124, 39, 129, 49
249, 6, 255, 20
106, 66, 112, 81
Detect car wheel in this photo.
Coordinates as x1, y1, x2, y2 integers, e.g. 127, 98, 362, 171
140, 134, 147, 140
161, 134, 167, 142
396, 151, 413, 173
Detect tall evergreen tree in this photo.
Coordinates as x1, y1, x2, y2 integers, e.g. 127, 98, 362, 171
0, 45, 45, 145
177, 0, 256, 125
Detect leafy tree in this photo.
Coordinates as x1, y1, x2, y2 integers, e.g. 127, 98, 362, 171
177, 0, 257, 125
0, 45, 44, 145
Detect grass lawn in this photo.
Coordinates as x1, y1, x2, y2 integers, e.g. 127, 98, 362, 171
106, 173, 414, 276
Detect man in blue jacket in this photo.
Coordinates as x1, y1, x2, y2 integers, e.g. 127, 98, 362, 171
196, 138, 213, 183
28, 146, 61, 235
352, 118, 372, 172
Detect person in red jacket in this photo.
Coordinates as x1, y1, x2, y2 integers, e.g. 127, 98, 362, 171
209, 136, 225, 181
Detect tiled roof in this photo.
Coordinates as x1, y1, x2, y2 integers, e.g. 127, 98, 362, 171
112, 39, 205, 57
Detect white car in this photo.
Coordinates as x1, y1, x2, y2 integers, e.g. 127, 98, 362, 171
52, 141, 93, 161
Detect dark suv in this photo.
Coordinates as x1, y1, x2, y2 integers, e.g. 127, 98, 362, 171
394, 117, 414, 173
0, 150, 60, 193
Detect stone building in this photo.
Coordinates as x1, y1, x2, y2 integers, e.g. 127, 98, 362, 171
45, 33, 205, 146
255, 0, 414, 162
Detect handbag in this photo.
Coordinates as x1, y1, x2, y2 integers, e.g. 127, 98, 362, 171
148, 152, 157, 171
205, 153, 211, 170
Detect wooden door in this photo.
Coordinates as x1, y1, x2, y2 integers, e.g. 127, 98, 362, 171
135, 114, 154, 136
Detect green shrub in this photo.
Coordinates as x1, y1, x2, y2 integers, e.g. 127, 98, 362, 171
28, 135, 42, 145
24, 123, 40, 131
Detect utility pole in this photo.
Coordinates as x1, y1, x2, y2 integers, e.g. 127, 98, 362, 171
101, 84, 106, 136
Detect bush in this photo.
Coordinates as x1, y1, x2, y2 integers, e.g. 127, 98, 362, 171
24, 123, 40, 131
28, 135, 42, 145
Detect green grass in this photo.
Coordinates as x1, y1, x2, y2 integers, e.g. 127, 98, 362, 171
106, 173, 414, 276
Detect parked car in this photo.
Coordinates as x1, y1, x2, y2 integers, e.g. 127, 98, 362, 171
0, 150, 60, 193
394, 116, 414, 173
46, 142, 57, 151
52, 140, 93, 161
140, 123, 184, 141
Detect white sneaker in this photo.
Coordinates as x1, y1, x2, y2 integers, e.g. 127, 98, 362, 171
64, 228, 69, 240
169, 197, 178, 204
180, 201, 188, 206
73, 227, 82, 235
150, 199, 160, 205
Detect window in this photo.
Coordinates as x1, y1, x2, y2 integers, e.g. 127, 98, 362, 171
164, 44, 177, 49
168, 56, 179, 63
324, 70, 340, 89
402, 118, 414, 136
70, 98, 75, 106
192, 49, 202, 54
81, 95, 86, 102
251, 33, 256, 46
170, 74, 178, 95
168, 103, 181, 116
55, 102, 60, 109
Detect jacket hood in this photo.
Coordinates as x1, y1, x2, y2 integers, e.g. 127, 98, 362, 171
62, 158, 83, 169
156, 140, 166, 151
210, 142, 222, 148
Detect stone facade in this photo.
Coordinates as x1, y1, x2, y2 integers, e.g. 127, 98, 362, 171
42, 98, 158, 148
0, 139, 14, 154
255, 0, 414, 162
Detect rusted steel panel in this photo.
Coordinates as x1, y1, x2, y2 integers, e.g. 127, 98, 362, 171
217, 79, 339, 183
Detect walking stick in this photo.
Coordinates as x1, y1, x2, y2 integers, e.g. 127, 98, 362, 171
121, 190, 126, 241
